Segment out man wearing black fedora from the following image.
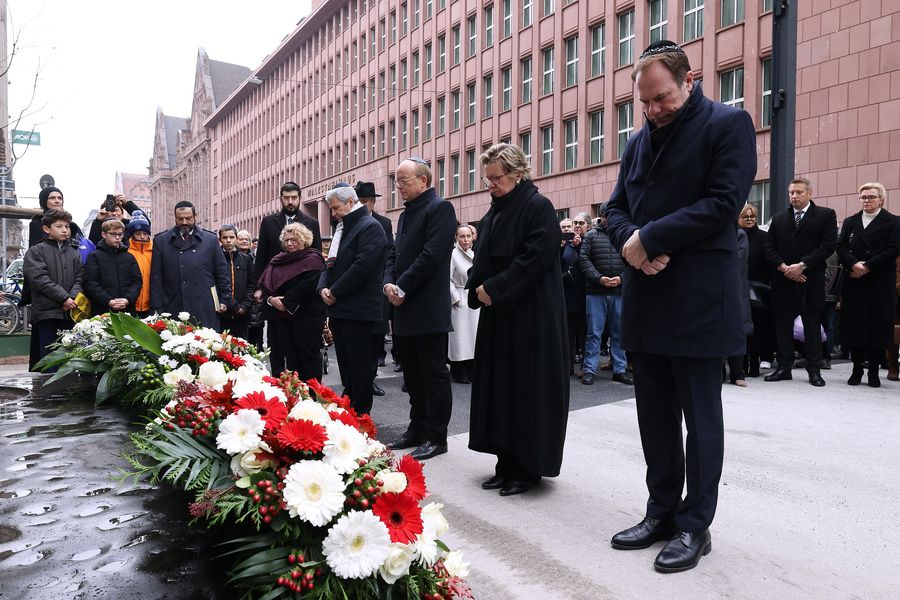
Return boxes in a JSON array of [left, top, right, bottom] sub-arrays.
[[356, 181, 394, 396]]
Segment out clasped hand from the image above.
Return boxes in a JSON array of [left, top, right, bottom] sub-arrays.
[[622, 230, 669, 275]]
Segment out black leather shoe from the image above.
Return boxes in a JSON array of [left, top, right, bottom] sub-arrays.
[[499, 480, 533, 496], [848, 365, 864, 386], [808, 370, 825, 387], [409, 441, 448, 461], [654, 530, 712, 573], [372, 383, 385, 396], [387, 433, 424, 450], [581, 373, 594, 385], [764, 368, 792, 382], [868, 369, 881, 388], [612, 372, 634, 385], [821, 359, 831, 370], [611, 517, 677, 550], [481, 474, 505, 490]]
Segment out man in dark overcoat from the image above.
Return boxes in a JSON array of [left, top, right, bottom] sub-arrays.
[[150, 201, 232, 330], [355, 180, 394, 394], [604, 41, 757, 573], [383, 158, 457, 461], [763, 178, 837, 386], [318, 184, 388, 415]]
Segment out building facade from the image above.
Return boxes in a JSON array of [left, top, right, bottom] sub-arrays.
[[189, 0, 897, 239], [115, 172, 152, 215], [148, 108, 188, 235]]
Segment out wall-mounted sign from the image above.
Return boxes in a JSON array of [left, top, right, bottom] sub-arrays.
[[12, 131, 41, 145]]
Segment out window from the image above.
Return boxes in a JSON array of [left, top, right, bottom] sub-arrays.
[[564, 118, 577, 169], [589, 110, 604, 164], [438, 34, 446, 72], [684, 0, 704, 42], [370, 26, 377, 57], [541, 125, 553, 174], [437, 159, 445, 196], [389, 119, 396, 152], [426, 0, 433, 19], [720, 66, 744, 108], [762, 0, 773, 12], [400, 114, 407, 150], [370, 128, 376, 159], [761, 58, 772, 128], [565, 36, 578, 87], [467, 149, 476, 190], [352, 41, 358, 70], [748, 180, 771, 223], [503, 0, 512, 38], [523, 0, 533, 27], [617, 101, 633, 159], [543, 0, 555, 16], [451, 154, 460, 195], [412, 51, 420, 86], [389, 64, 397, 98], [425, 42, 433, 79], [649, 0, 668, 43], [390, 10, 397, 44], [501, 66, 512, 110], [401, 2, 408, 35], [412, 109, 420, 144], [425, 103, 433, 139], [468, 15, 477, 57], [484, 6, 494, 48], [484, 74, 494, 117], [380, 124, 386, 156], [618, 10, 635, 66], [520, 131, 532, 163], [390, 175, 397, 208], [452, 89, 461, 129], [590, 23, 605, 77], [542, 47, 554, 95], [401, 58, 408, 91], [361, 33, 367, 63], [369, 76, 376, 109], [414, 0, 420, 27], [380, 18, 386, 50], [467, 83, 477, 124], [522, 56, 533, 102], [379, 70, 386, 104], [438, 96, 446, 133], [453, 25, 461, 65], [721, 0, 744, 27]]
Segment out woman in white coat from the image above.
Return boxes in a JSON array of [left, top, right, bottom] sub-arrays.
[[449, 224, 480, 383]]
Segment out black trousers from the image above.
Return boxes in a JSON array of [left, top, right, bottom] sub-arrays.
[[632, 353, 724, 533], [371, 334, 386, 379], [331, 318, 376, 415], [220, 315, 249, 341], [268, 316, 325, 381], [774, 304, 823, 369], [30, 318, 73, 371], [396, 332, 452, 444]]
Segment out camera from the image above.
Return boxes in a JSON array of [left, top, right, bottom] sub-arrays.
[[102, 194, 117, 212]]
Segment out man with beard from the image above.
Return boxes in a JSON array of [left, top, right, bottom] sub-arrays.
[[150, 201, 232, 330]]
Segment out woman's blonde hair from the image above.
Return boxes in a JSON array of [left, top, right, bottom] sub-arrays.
[[280, 222, 314, 249], [480, 143, 532, 180], [858, 182, 886, 201]]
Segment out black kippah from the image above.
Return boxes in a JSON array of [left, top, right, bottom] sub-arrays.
[[640, 40, 685, 59]]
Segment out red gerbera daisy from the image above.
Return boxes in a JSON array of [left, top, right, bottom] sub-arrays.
[[205, 380, 236, 410], [306, 378, 339, 401], [216, 349, 246, 368], [187, 353, 209, 365], [372, 492, 424, 544], [275, 419, 328, 453], [149, 320, 167, 332], [396, 454, 428, 500], [236, 391, 288, 430], [356, 413, 378, 439], [329, 410, 359, 430]]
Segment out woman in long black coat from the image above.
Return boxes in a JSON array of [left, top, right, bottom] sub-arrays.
[[467, 143, 569, 497], [740, 203, 775, 376], [836, 183, 900, 388]]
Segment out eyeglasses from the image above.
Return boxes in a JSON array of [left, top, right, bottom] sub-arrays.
[[481, 173, 507, 186], [741, 215, 757, 220], [395, 176, 420, 188], [859, 194, 879, 201], [105, 231, 124, 238], [572, 220, 587, 225]]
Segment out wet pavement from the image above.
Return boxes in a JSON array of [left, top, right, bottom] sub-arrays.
[[0, 374, 227, 600]]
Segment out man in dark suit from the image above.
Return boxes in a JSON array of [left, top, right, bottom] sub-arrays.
[[355, 181, 394, 395], [317, 184, 387, 415], [763, 178, 838, 386], [383, 158, 457, 461], [604, 41, 757, 573], [254, 182, 322, 286]]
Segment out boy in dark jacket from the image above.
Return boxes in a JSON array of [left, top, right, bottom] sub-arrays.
[[23, 210, 84, 369], [83, 219, 142, 316], [219, 225, 255, 340]]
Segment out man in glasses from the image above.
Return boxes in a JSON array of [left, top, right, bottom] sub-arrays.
[[83, 218, 142, 316], [383, 157, 458, 460]]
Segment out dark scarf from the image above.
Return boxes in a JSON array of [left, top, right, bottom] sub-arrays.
[[647, 82, 701, 155], [258, 247, 323, 296], [482, 178, 538, 258]]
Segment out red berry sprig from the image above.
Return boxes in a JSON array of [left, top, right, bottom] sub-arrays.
[[275, 557, 323, 594], [246, 478, 286, 524], [343, 461, 384, 510]]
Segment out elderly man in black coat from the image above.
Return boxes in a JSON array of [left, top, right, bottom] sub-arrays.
[[763, 178, 837, 386], [604, 41, 757, 574], [318, 184, 388, 415], [383, 158, 457, 461], [150, 201, 232, 330]]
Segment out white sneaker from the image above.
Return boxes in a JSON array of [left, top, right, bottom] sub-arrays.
[[759, 361, 772, 369]]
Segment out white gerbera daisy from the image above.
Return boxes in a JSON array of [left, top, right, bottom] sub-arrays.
[[323, 421, 369, 474], [216, 409, 265, 455], [323, 511, 391, 579], [287, 399, 331, 425], [282, 460, 346, 526]]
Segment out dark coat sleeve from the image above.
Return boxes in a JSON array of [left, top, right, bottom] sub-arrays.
[[801, 209, 838, 269], [24, 246, 69, 305], [325, 223, 388, 300], [255, 217, 275, 283], [282, 270, 323, 314], [123, 200, 148, 227], [212, 240, 233, 305], [82, 252, 112, 309], [579, 232, 601, 281], [395, 201, 458, 296], [149, 240, 165, 313], [762, 214, 786, 270], [239, 254, 256, 313], [88, 219, 103, 245]]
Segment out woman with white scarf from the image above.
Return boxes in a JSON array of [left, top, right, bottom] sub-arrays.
[[448, 224, 480, 383]]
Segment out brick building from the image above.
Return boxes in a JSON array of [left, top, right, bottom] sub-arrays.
[[115, 172, 152, 215]]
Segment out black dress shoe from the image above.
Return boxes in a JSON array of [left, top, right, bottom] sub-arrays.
[[611, 517, 677, 550], [372, 383, 385, 396], [387, 433, 424, 450], [764, 368, 792, 382], [612, 372, 634, 385], [499, 480, 533, 496], [868, 369, 881, 388], [848, 364, 864, 385], [409, 441, 448, 461], [481, 474, 506, 490], [808, 370, 826, 387], [654, 530, 712, 573]]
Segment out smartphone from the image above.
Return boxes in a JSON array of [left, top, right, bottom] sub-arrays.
[[103, 194, 117, 212], [561, 232, 576, 241]]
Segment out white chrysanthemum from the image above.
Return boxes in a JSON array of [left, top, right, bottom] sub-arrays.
[[287, 399, 331, 425], [323, 511, 392, 579], [61, 335, 74, 347], [323, 421, 369, 474], [197, 360, 228, 389], [216, 409, 265, 455], [442, 550, 470, 578], [282, 460, 346, 526], [178, 311, 191, 321], [379, 543, 414, 584], [162, 363, 194, 387], [375, 469, 407, 494]]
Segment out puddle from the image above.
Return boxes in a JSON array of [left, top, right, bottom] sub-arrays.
[[121, 530, 162, 548], [96, 558, 130, 573], [81, 486, 113, 497], [4, 548, 51, 566], [97, 512, 147, 531], [21, 503, 55, 516], [6, 462, 36, 472], [72, 546, 105, 561], [0, 488, 31, 499], [116, 486, 155, 497], [25, 516, 58, 526], [76, 504, 112, 517]]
